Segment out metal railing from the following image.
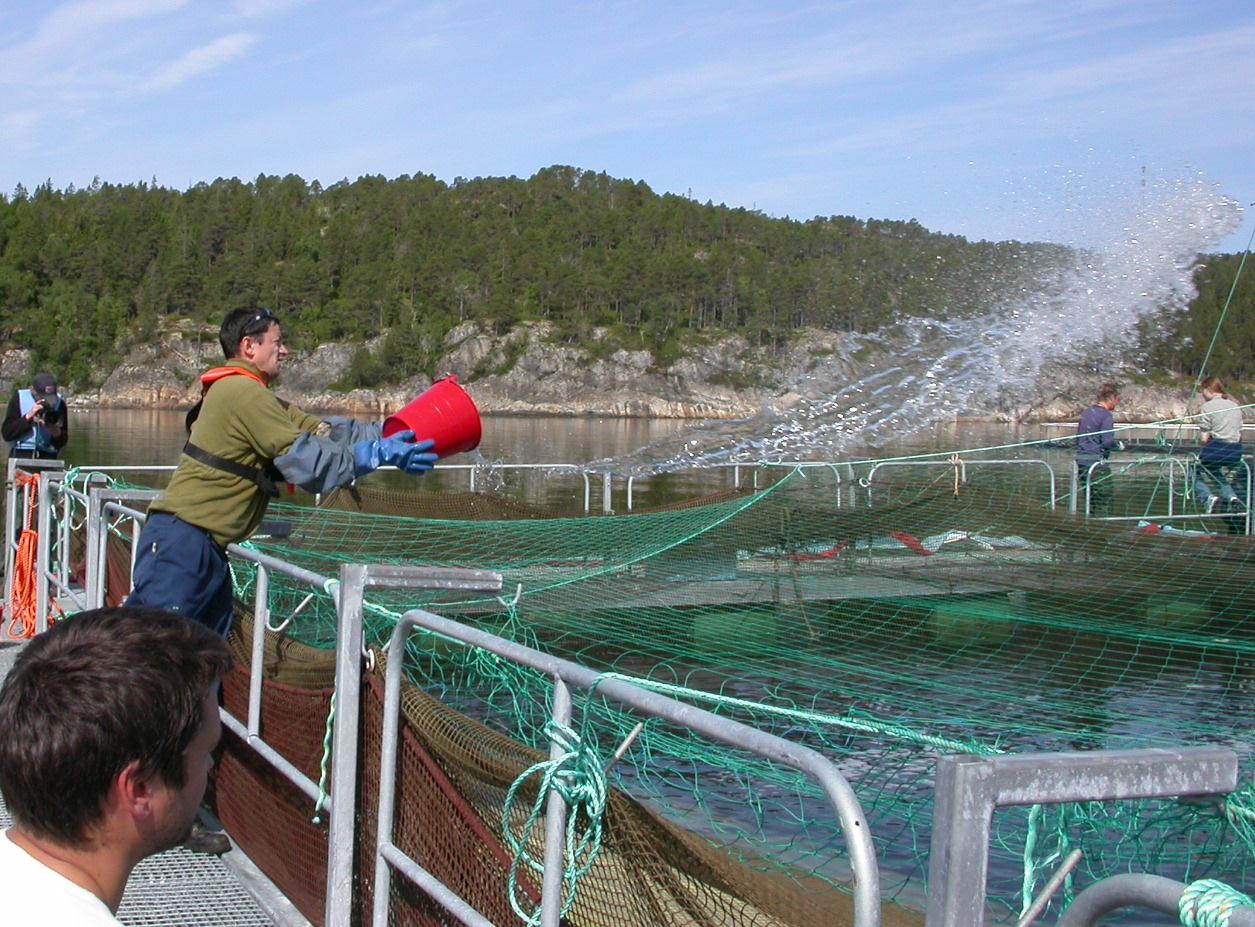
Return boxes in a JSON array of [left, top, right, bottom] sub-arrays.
[[1072, 455, 1252, 534], [624, 460, 850, 511], [1056, 873, 1255, 927], [866, 458, 1058, 510], [926, 748, 1240, 927], [437, 462, 594, 513], [367, 592, 882, 927], [54, 486, 503, 926]]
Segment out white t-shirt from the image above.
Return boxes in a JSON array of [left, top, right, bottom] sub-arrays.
[[1200, 395, 1244, 444], [0, 829, 121, 925]]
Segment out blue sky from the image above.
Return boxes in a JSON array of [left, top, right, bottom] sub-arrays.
[[1, 0, 1252, 252]]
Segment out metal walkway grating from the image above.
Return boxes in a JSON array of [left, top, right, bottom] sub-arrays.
[[0, 789, 276, 926]]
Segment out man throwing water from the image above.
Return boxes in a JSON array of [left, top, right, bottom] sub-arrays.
[[127, 308, 438, 635]]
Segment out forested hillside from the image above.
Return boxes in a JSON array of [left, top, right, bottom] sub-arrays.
[[0, 166, 1247, 388]]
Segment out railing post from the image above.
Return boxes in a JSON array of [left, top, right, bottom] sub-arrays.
[[58, 479, 73, 588], [35, 475, 52, 632], [3, 458, 17, 609], [540, 678, 573, 927], [324, 563, 367, 927], [248, 565, 270, 736], [601, 471, 613, 514], [1244, 458, 1253, 536], [85, 486, 104, 609], [925, 748, 1238, 927]]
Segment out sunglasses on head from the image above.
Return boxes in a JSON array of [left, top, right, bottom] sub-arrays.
[[242, 308, 277, 336]]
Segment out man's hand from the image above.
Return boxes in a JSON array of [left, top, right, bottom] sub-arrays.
[[352, 431, 438, 477]]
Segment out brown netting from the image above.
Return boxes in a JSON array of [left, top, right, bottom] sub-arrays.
[[217, 612, 336, 924], [356, 670, 535, 926]]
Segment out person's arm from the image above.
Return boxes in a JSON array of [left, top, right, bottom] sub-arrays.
[[272, 425, 372, 493], [0, 393, 32, 443], [1100, 409, 1118, 454], [1197, 407, 1214, 445], [274, 413, 383, 493], [274, 420, 436, 494], [47, 404, 68, 450]]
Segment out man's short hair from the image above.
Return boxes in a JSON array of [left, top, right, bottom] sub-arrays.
[[219, 308, 280, 358], [0, 608, 232, 845], [1096, 383, 1120, 403]]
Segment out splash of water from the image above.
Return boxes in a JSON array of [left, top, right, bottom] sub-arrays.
[[600, 175, 1241, 475]]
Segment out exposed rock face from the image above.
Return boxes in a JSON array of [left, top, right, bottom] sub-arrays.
[[61, 321, 1219, 424], [96, 332, 218, 408]]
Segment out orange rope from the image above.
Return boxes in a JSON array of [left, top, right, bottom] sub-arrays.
[[6, 471, 63, 639]]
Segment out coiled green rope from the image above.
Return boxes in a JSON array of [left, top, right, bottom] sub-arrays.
[[1180, 879, 1254, 927], [502, 719, 608, 926]]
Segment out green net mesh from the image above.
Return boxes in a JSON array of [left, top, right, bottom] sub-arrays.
[[87, 433, 1254, 922]]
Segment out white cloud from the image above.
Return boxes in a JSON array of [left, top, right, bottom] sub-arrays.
[[148, 32, 257, 91], [0, 0, 187, 85], [231, 0, 312, 19], [12, 0, 187, 58]]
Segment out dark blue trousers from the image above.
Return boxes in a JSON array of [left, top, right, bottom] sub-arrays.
[[128, 512, 235, 637]]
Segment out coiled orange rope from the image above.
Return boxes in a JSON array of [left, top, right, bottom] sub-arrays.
[[6, 471, 63, 639]]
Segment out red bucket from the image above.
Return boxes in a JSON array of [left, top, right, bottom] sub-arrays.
[[382, 376, 482, 459]]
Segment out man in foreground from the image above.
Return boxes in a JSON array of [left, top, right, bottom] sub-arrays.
[[127, 307, 438, 635], [0, 607, 232, 924]]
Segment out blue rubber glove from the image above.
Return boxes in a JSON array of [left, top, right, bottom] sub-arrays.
[[352, 430, 438, 477]]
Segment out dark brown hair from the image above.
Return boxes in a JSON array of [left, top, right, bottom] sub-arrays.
[[0, 607, 232, 845], [1096, 383, 1120, 403], [219, 307, 279, 358]]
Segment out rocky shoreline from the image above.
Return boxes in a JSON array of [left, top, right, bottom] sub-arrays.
[[0, 320, 1221, 425]]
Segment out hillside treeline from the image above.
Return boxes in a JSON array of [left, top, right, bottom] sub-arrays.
[[1136, 253, 1254, 383], [0, 166, 1246, 387]]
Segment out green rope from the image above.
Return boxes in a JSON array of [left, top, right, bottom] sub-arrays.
[[1180, 879, 1254, 927], [595, 671, 999, 756], [311, 691, 335, 824], [502, 719, 607, 926], [1190, 224, 1254, 403], [1021, 803, 1045, 915]]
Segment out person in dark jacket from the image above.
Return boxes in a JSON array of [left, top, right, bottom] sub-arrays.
[[2, 372, 68, 459], [1075, 383, 1121, 517]]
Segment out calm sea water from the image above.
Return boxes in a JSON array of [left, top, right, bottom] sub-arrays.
[[62, 408, 1051, 466], [57, 408, 1054, 510]]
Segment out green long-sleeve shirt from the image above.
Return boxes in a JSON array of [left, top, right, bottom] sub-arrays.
[[150, 360, 323, 547]]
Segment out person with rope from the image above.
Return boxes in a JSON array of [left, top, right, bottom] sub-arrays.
[[126, 307, 439, 636], [1075, 383, 1122, 518], [0, 606, 231, 925], [2, 371, 68, 460], [1193, 376, 1247, 519]]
